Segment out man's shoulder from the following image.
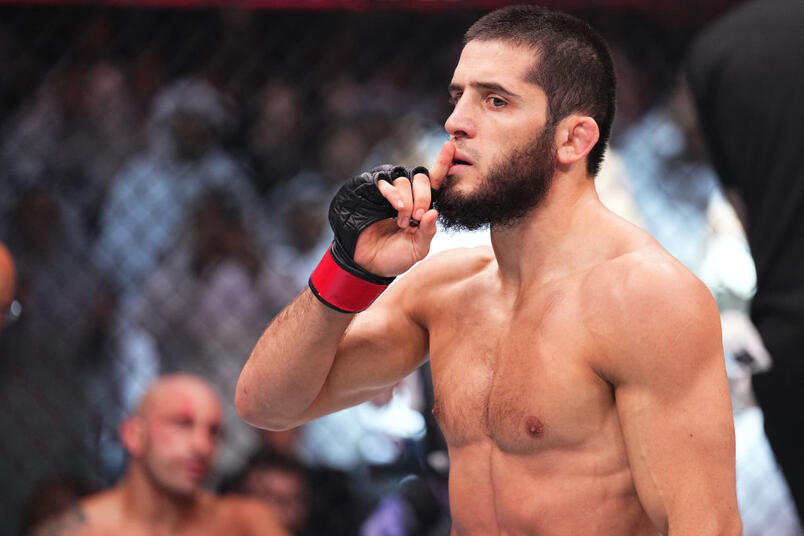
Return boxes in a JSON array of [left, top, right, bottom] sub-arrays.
[[583, 245, 722, 380], [581, 242, 719, 342], [586, 244, 708, 308], [406, 245, 495, 286], [371, 245, 495, 322]]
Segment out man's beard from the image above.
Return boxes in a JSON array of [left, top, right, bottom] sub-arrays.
[[435, 123, 557, 231]]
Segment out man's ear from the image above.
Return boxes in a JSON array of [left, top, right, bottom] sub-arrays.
[[555, 115, 600, 166], [120, 415, 146, 458]]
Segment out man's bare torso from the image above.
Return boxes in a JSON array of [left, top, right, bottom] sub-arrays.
[[417, 239, 662, 535]]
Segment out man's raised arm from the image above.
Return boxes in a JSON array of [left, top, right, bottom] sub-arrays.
[[236, 143, 454, 430]]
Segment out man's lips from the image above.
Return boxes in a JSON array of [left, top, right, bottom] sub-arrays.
[[448, 152, 473, 174], [184, 461, 209, 478], [452, 151, 473, 166]]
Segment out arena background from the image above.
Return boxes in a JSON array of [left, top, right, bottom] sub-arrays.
[[0, 1, 800, 534]]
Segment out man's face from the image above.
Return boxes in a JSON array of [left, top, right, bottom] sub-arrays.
[[245, 468, 308, 532], [132, 380, 223, 497], [172, 113, 214, 161], [438, 39, 557, 230]]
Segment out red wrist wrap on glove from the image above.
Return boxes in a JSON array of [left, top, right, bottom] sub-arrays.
[[309, 247, 390, 313]]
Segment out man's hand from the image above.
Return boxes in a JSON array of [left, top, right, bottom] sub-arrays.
[[355, 141, 454, 277], [308, 141, 454, 313]]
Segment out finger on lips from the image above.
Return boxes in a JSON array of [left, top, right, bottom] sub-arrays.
[[428, 141, 456, 189], [411, 173, 431, 222]]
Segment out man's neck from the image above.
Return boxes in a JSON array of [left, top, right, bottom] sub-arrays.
[[119, 466, 205, 529], [490, 167, 605, 290]]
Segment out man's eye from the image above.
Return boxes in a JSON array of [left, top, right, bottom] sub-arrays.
[[489, 97, 506, 108]]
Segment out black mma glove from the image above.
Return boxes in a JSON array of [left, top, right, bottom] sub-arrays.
[[309, 164, 431, 313]]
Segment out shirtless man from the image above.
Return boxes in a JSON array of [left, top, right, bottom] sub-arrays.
[[237, 6, 741, 535], [0, 242, 16, 329], [35, 374, 288, 536]]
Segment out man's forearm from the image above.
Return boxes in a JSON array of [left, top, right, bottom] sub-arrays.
[[235, 288, 354, 430]]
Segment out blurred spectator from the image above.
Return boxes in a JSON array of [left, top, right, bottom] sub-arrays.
[[118, 188, 293, 475], [268, 172, 332, 293], [237, 449, 311, 536], [228, 446, 368, 536], [317, 120, 373, 188], [0, 59, 141, 231], [0, 241, 16, 329], [687, 0, 804, 527], [1, 186, 114, 363], [266, 122, 374, 294], [32, 374, 289, 536], [246, 80, 305, 194], [0, 186, 118, 532], [92, 77, 264, 305]]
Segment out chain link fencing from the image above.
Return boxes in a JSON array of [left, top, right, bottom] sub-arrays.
[[0, 2, 801, 535]]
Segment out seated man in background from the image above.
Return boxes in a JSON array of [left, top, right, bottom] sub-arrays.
[[33, 374, 288, 536], [236, 449, 311, 536]]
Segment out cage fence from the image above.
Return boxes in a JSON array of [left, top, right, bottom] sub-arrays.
[[0, 2, 800, 535]]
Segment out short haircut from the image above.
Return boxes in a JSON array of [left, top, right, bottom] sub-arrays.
[[465, 5, 616, 176], [244, 447, 306, 476]]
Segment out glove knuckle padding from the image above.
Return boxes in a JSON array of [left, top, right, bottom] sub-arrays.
[[328, 165, 430, 283], [329, 166, 399, 259]]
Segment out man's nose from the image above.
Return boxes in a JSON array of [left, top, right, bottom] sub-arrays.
[[445, 97, 475, 139], [192, 428, 217, 457]]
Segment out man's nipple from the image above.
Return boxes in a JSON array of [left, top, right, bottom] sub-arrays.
[[525, 416, 545, 437]]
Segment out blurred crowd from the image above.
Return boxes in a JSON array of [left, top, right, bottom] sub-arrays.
[[0, 8, 475, 534], [0, 3, 800, 536]]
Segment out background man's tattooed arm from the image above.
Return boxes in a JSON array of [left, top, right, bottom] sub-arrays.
[[30, 505, 87, 536]]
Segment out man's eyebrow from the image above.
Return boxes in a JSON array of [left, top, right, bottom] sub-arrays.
[[448, 81, 521, 99]]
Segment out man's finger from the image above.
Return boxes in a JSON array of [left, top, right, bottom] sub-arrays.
[[428, 141, 456, 190], [377, 179, 406, 215], [392, 176, 413, 229], [411, 172, 432, 224], [413, 208, 439, 255]]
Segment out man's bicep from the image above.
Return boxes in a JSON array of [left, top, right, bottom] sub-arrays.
[[614, 349, 735, 533], [302, 277, 429, 419], [609, 275, 738, 534]]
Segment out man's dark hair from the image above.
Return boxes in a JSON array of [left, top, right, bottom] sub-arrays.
[[218, 447, 307, 494], [244, 447, 306, 476], [465, 5, 616, 176]]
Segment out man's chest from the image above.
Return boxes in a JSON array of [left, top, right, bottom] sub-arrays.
[[427, 286, 614, 453]]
